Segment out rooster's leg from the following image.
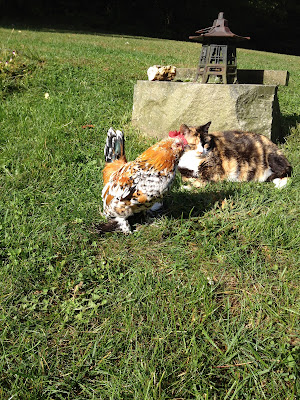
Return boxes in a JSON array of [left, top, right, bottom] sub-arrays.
[[150, 202, 163, 212], [146, 202, 164, 219], [115, 217, 132, 234]]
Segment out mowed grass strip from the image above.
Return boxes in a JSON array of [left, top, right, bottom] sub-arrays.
[[0, 28, 299, 399]]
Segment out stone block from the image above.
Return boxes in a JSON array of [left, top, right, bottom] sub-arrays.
[[237, 69, 289, 86], [175, 68, 289, 86], [175, 68, 197, 82], [131, 81, 282, 142]]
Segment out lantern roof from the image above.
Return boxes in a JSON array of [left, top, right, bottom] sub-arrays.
[[189, 12, 250, 43]]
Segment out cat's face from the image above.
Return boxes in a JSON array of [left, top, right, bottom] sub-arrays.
[[179, 122, 213, 156]]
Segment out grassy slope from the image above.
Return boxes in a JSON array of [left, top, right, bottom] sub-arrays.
[[0, 28, 299, 399]]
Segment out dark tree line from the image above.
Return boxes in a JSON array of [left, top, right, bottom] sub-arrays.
[[0, 0, 299, 55]]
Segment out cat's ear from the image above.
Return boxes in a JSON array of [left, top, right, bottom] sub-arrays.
[[179, 124, 190, 136], [196, 121, 211, 134]]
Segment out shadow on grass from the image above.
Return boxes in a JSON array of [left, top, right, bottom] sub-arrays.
[[281, 113, 300, 141], [164, 187, 237, 220], [122, 186, 237, 232]]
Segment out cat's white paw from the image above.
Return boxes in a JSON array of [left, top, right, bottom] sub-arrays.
[[273, 177, 289, 189]]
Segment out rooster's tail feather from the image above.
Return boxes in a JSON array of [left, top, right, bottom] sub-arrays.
[[104, 128, 125, 163]]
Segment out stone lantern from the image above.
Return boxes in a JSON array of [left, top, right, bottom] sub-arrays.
[[189, 12, 250, 83]]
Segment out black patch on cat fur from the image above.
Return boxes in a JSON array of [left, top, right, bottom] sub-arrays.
[[178, 167, 197, 178], [247, 168, 256, 181], [267, 153, 292, 180]]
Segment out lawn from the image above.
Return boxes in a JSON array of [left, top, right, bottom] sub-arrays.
[[0, 27, 299, 399]]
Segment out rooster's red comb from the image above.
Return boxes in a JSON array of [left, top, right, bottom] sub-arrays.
[[169, 130, 188, 145], [169, 130, 180, 138]]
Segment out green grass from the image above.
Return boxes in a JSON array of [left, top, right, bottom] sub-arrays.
[[0, 27, 299, 399]]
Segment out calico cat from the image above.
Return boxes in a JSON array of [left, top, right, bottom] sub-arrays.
[[178, 122, 292, 189]]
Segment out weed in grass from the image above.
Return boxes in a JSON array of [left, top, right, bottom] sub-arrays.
[[0, 47, 43, 100]]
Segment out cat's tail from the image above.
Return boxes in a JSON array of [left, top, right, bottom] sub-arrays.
[[268, 153, 292, 178], [268, 153, 292, 188], [285, 164, 292, 177]]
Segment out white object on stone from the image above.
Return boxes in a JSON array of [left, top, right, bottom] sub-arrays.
[[147, 65, 176, 81]]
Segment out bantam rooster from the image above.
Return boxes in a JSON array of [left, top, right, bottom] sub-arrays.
[[99, 127, 188, 233]]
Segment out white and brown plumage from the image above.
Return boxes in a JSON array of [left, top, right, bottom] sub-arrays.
[[99, 128, 188, 233]]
